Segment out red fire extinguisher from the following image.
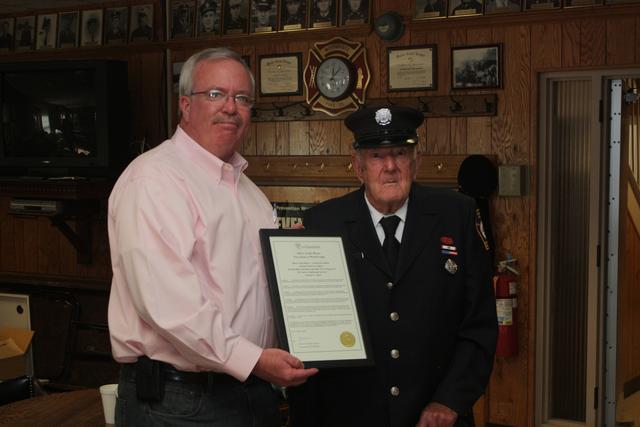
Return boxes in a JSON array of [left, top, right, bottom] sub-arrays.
[[494, 258, 518, 358]]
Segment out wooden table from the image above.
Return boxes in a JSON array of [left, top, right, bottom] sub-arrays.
[[0, 389, 107, 426]]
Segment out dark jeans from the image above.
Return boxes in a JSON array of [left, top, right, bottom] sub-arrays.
[[115, 368, 281, 427]]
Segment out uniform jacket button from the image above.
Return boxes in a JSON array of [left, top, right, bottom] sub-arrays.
[[389, 312, 399, 321], [390, 349, 399, 359], [390, 386, 400, 396]]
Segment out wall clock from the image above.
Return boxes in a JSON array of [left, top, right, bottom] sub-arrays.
[[303, 37, 370, 116]]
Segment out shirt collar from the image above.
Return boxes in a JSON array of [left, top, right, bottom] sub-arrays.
[[172, 125, 247, 186], [363, 192, 408, 225]]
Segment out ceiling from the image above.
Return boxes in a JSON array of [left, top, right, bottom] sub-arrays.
[[0, 0, 109, 14]]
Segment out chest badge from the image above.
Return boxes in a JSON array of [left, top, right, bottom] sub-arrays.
[[445, 258, 458, 275]]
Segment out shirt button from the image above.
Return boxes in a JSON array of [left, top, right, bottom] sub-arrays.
[[224, 164, 232, 170], [386, 282, 394, 290], [389, 312, 399, 321], [390, 349, 400, 359], [390, 386, 400, 396]]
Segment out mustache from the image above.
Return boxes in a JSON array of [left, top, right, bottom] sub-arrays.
[[212, 117, 242, 126]]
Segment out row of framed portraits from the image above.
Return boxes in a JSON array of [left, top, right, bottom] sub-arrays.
[[169, 0, 369, 38], [0, 5, 154, 52], [414, 0, 638, 19]]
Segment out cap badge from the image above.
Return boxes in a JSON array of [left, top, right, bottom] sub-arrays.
[[375, 108, 392, 126]]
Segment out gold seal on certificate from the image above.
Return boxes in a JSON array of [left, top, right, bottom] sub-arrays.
[[340, 331, 356, 347], [260, 229, 373, 369]]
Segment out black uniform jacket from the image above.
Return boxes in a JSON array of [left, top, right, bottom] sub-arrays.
[[288, 184, 497, 427]]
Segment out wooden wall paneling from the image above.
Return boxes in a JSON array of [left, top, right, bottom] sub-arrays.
[[286, 39, 310, 104], [450, 117, 467, 154], [424, 118, 450, 154], [417, 121, 428, 154], [21, 218, 38, 273], [241, 124, 258, 155], [36, 218, 60, 275], [561, 20, 581, 68], [339, 121, 353, 155], [466, 117, 492, 154], [580, 18, 606, 67], [637, 16, 640, 63], [308, 121, 342, 155], [256, 122, 281, 154], [139, 51, 168, 147], [365, 34, 383, 99], [58, 223, 79, 277], [0, 198, 16, 271], [618, 212, 640, 398], [531, 22, 562, 70], [290, 121, 311, 155], [276, 122, 290, 155], [261, 186, 353, 204], [606, 16, 636, 66]]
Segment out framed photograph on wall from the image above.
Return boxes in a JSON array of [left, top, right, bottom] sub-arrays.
[[57, 11, 78, 48], [524, 0, 559, 9], [15, 16, 35, 51], [130, 4, 154, 42], [387, 45, 437, 92], [413, 0, 447, 18], [280, 0, 307, 30], [485, 0, 521, 12], [170, 0, 196, 39], [310, 0, 337, 28], [224, 0, 249, 34], [448, 0, 483, 16], [36, 13, 57, 50], [340, 0, 370, 25], [80, 9, 103, 46], [250, 0, 277, 33], [104, 7, 128, 45], [0, 17, 14, 52], [197, 0, 221, 36], [451, 44, 501, 90], [259, 53, 302, 96]]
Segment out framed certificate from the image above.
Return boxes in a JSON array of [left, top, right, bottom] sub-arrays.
[[388, 45, 437, 92], [260, 229, 373, 368], [259, 53, 303, 96]]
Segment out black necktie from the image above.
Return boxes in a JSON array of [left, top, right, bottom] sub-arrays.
[[380, 215, 400, 273]]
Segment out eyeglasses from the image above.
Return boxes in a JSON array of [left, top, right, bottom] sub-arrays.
[[190, 89, 254, 108]]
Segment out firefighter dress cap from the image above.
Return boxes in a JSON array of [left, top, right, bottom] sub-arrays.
[[200, 1, 217, 13], [346, 105, 424, 149], [256, 0, 273, 10]]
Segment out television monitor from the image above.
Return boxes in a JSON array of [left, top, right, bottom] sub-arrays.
[[0, 60, 130, 178]]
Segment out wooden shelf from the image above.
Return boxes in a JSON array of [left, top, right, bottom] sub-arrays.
[[245, 154, 469, 187], [0, 178, 113, 200]]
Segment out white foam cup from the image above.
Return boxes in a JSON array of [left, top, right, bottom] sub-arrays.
[[99, 383, 118, 425]]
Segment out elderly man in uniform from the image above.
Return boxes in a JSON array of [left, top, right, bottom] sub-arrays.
[[288, 105, 497, 427]]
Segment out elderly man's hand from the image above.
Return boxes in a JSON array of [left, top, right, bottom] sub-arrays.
[[416, 402, 458, 427], [252, 348, 318, 387]]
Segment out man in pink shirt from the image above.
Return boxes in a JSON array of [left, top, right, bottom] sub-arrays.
[[108, 47, 317, 426]]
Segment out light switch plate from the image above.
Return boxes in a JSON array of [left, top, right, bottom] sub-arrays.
[[498, 165, 525, 196]]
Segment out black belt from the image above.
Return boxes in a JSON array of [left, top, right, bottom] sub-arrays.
[[122, 357, 255, 386]]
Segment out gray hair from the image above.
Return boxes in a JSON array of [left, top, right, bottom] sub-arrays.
[[178, 47, 255, 99]]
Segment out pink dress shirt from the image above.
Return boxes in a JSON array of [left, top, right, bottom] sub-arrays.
[[108, 126, 277, 381]]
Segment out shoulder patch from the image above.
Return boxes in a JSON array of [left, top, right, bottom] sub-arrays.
[[475, 208, 490, 251]]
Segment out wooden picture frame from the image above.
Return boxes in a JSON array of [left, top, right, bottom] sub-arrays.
[[485, 0, 521, 12], [130, 4, 154, 42], [250, 0, 277, 33], [197, 0, 221, 36], [223, 0, 250, 34], [104, 7, 129, 45], [80, 9, 103, 47], [451, 44, 501, 90], [0, 17, 15, 52], [280, 0, 307, 30], [15, 16, 35, 51], [564, 0, 602, 7], [388, 45, 437, 92], [524, 0, 560, 9], [170, 0, 196, 39], [259, 53, 303, 96], [340, 0, 370, 25], [36, 13, 57, 50], [57, 11, 79, 48], [413, 0, 447, 18], [310, 0, 337, 28], [448, 0, 483, 16]]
